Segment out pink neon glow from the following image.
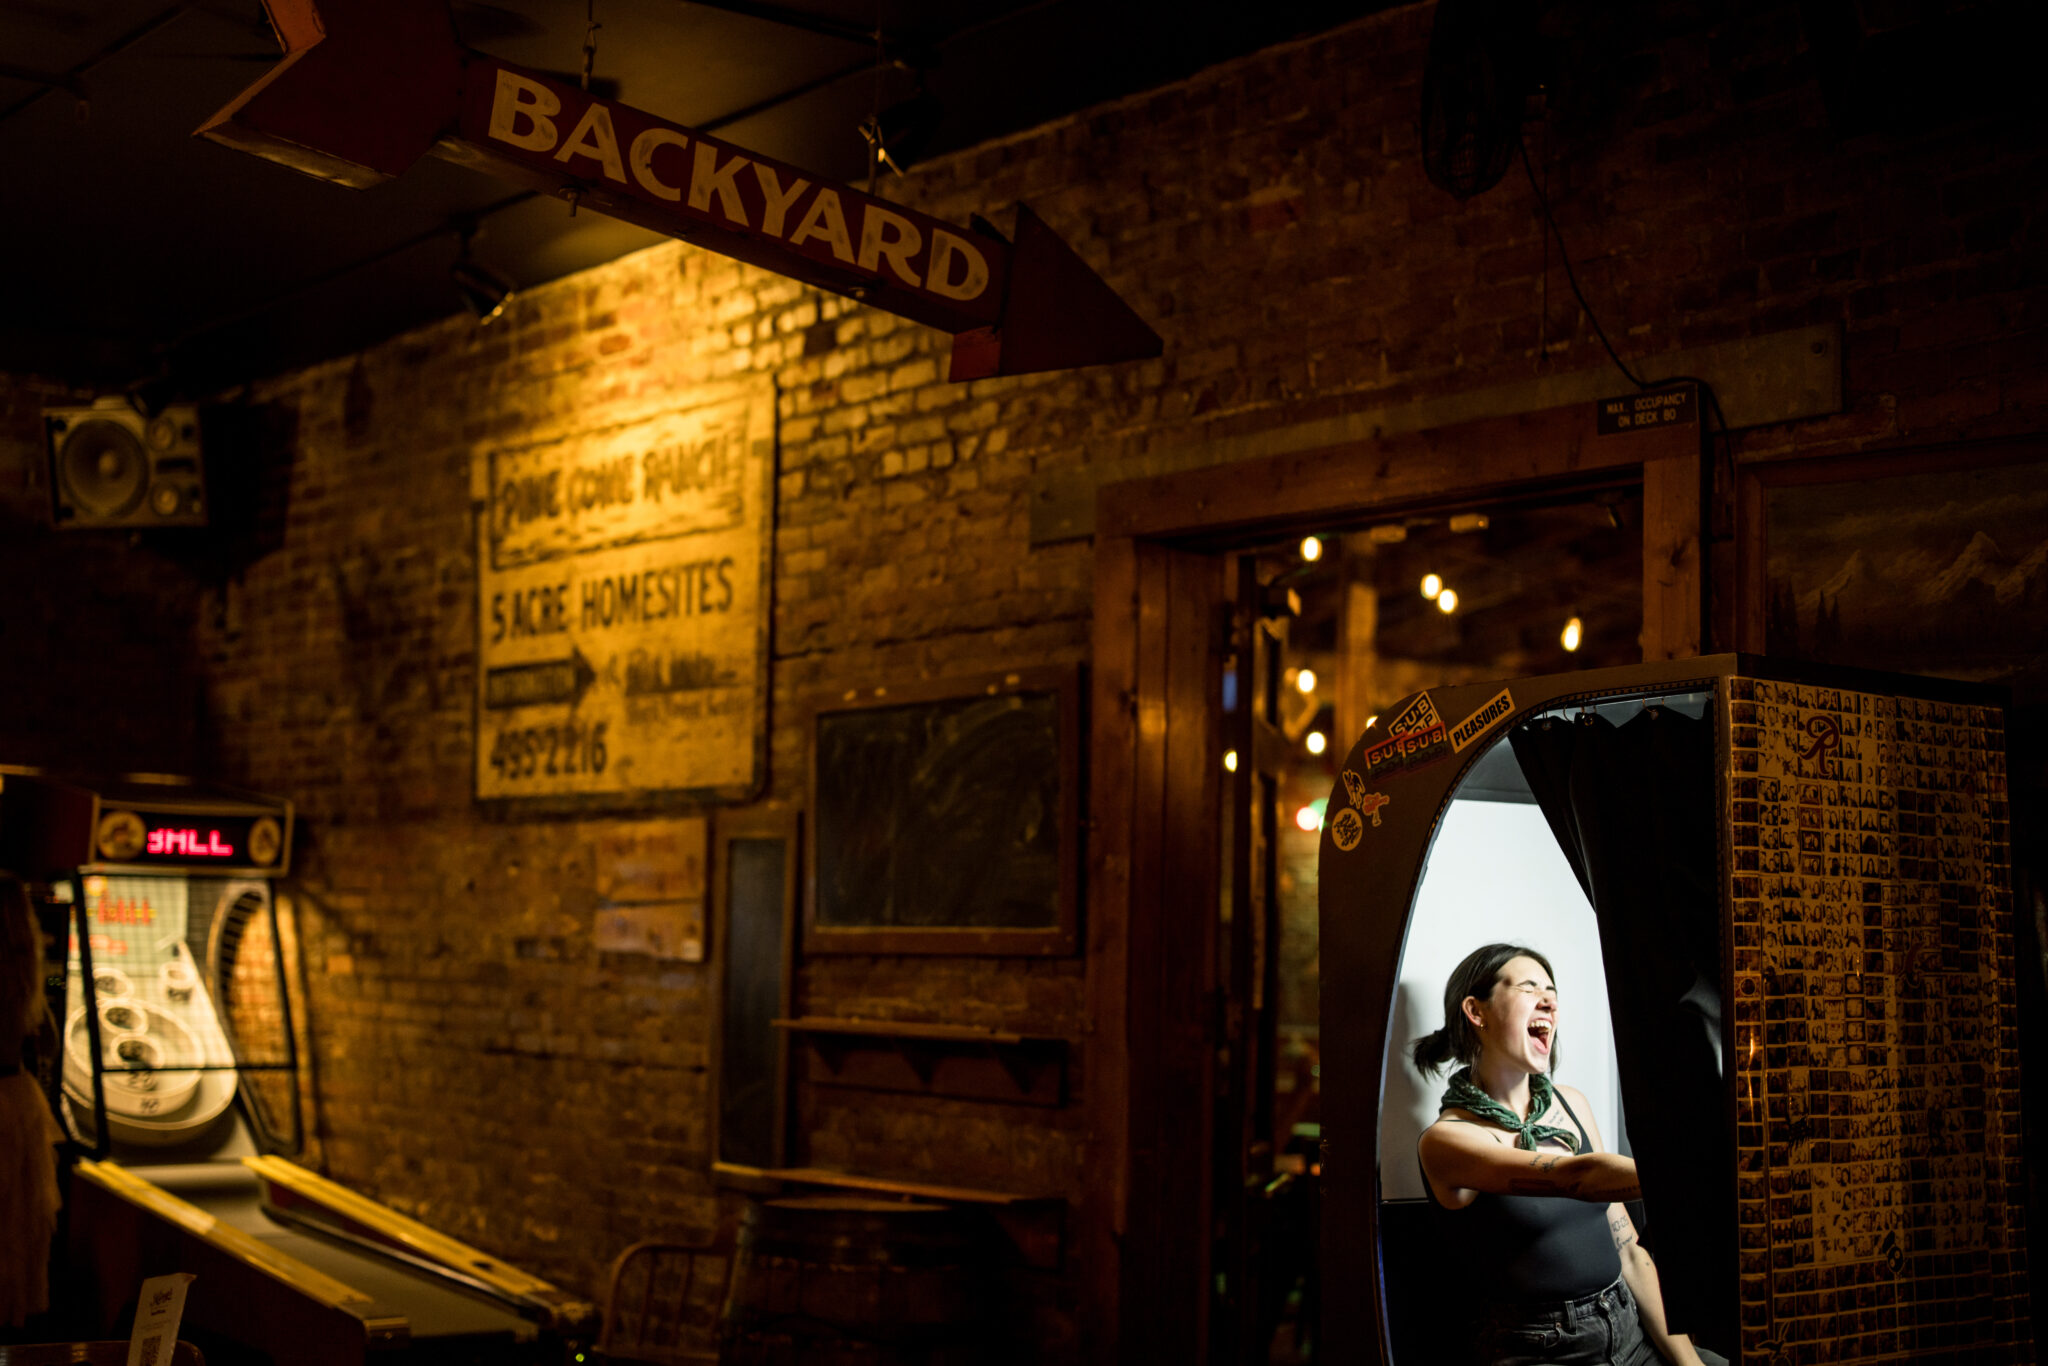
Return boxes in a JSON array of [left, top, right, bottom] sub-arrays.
[[144, 827, 236, 858]]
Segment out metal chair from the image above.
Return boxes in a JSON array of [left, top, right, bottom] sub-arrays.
[[594, 1237, 731, 1365]]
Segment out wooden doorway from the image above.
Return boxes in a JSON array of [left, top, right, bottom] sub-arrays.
[[1083, 398, 1706, 1366]]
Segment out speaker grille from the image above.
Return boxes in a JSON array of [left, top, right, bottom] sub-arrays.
[[58, 419, 150, 518], [44, 399, 207, 529]]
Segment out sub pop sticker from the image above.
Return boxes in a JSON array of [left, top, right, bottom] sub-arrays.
[[1386, 692, 1441, 737]]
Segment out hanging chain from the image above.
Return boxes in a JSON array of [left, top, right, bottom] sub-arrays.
[[567, 0, 601, 217]]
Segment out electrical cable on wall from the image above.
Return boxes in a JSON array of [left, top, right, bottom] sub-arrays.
[[1518, 134, 1741, 624]]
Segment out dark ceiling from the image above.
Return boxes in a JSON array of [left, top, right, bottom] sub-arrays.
[[0, 0, 1387, 396]]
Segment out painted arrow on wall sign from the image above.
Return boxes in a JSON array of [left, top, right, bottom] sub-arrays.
[[197, 0, 1162, 381]]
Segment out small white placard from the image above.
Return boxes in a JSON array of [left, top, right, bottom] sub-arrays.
[[128, 1272, 196, 1366]]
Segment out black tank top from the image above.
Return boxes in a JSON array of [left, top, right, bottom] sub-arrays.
[[1420, 1093, 1621, 1302]]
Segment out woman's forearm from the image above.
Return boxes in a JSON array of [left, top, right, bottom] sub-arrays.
[[1618, 1241, 1705, 1366], [1536, 1150, 1640, 1202]]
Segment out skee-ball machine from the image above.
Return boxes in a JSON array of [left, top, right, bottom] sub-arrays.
[[1316, 655, 2031, 1366], [0, 770, 591, 1365]]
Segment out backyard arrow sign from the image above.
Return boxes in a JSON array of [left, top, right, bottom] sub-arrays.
[[198, 0, 1162, 380]]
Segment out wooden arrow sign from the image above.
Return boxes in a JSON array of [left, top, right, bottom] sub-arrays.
[[198, 0, 1162, 381]]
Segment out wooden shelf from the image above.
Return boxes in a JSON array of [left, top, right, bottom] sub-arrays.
[[714, 1163, 1067, 1271], [771, 1016, 1067, 1046], [771, 1016, 1072, 1106], [752, 1165, 1058, 1208]]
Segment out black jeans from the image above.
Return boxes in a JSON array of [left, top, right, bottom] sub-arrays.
[[1470, 1278, 1659, 1366]]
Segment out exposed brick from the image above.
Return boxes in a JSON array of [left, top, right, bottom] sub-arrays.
[[2, 1, 2043, 1356]]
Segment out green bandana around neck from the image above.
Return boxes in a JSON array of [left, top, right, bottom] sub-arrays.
[[1439, 1066, 1581, 1152]]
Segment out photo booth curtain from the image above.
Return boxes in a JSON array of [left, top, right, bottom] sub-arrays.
[[1509, 703, 1734, 1346]]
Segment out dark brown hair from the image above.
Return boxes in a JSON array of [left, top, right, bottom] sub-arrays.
[[2, 874, 49, 1056], [1410, 942, 1556, 1077]]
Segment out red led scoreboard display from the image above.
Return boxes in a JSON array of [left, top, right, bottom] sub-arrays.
[[0, 773, 291, 880], [87, 795, 291, 877]]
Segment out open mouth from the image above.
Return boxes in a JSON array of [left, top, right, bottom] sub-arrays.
[[1527, 1020, 1553, 1053]]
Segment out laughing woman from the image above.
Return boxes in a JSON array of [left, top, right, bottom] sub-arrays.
[[1415, 943, 1708, 1366]]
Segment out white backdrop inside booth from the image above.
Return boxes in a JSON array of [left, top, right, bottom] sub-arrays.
[[1380, 798, 1623, 1200]]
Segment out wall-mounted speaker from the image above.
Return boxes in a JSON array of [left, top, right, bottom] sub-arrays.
[[45, 397, 207, 530]]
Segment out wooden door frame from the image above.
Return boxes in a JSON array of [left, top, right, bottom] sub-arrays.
[[1084, 398, 1705, 1364]]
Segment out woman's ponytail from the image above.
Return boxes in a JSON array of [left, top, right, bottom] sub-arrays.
[[1411, 1026, 1456, 1077]]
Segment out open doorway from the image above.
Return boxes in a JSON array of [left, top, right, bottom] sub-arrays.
[[1219, 490, 1648, 1364], [1088, 396, 1705, 1366]]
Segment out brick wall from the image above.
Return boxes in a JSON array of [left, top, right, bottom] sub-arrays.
[[4, 2, 2044, 1357]]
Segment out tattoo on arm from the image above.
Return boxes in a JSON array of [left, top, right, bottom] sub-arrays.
[[1505, 1153, 1564, 1195], [1609, 1213, 1636, 1252]]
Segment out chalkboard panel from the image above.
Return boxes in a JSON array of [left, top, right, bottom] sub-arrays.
[[713, 810, 796, 1171], [806, 667, 1079, 955]]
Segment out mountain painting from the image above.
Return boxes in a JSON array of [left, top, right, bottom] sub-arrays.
[[1764, 457, 2048, 704]]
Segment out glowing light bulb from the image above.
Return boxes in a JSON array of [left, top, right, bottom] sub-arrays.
[[1300, 535, 1323, 562], [1436, 588, 1459, 614], [1306, 731, 1327, 755], [1420, 573, 1442, 600], [1295, 668, 1317, 694], [1296, 801, 1325, 833], [1224, 749, 1239, 773], [1366, 714, 1379, 728], [1561, 616, 1583, 652]]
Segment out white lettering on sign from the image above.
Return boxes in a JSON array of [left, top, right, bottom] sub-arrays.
[[927, 229, 990, 301], [471, 62, 996, 318], [554, 102, 625, 182], [752, 163, 811, 237], [689, 142, 751, 225], [630, 128, 688, 200], [790, 188, 855, 262], [857, 205, 923, 287], [489, 69, 559, 151]]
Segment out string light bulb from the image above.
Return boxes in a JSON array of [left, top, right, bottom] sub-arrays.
[[1420, 573, 1442, 600], [1436, 588, 1459, 614], [1224, 749, 1239, 773], [1300, 535, 1323, 562], [1306, 731, 1327, 755], [1561, 616, 1583, 652], [1295, 668, 1317, 694]]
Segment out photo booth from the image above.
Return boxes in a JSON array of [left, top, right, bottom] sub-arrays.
[[1317, 655, 2029, 1366]]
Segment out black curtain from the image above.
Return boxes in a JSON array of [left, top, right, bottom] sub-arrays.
[[1510, 703, 1734, 1348]]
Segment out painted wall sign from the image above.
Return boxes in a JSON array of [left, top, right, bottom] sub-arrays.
[[594, 818, 708, 904], [1596, 384, 1696, 435], [474, 382, 773, 807], [198, 0, 1162, 382]]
